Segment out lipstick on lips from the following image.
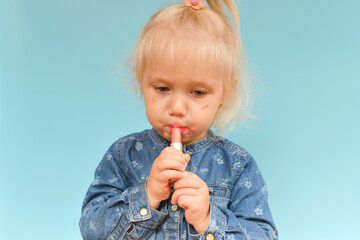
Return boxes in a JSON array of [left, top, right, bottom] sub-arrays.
[[170, 127, 182, 152]]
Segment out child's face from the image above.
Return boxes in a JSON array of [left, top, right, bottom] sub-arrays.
[[141, 56, 225, 145]]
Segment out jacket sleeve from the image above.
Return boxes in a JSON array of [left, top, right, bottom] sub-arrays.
[[79, 142, 168, 240], [188, 152, 278, 240]]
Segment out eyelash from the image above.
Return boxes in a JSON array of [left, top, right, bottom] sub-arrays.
[[192, 90, 206, 96], [155, 87, 170, 92], [154, 87, 207, 97]]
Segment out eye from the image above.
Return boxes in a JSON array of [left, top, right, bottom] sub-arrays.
[[156, 86, 170, 92], [192, 90, 206, 97]]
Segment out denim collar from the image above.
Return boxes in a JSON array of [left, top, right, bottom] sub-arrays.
[[149, 128, 222, 154]]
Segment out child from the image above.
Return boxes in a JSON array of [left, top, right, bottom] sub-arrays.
[[80, 0, 278, 239]]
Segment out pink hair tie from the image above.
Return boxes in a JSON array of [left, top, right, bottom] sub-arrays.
[[184, 0, 206, 9]]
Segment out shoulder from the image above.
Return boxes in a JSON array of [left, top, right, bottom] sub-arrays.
[[209, 132, 250, 158], [208, 133, 257, 173], [115, 129, 152, 143], [106, 129, 153, 154]]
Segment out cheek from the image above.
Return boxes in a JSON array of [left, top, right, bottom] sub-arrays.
[[201, 104, 209, 110], [144, 103, 158, 127], [144, 95, 163, 120]]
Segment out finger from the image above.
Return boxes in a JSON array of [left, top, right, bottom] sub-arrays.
[[171, 188, 198, 204], [158, 169, 183, 182], [173, 172, 202, 190], [177, 195, 194, 210], [162, 147, 189, 164], [156, 150, 188, 171], [162, 147, 186, 156], [184, 153, 191, 163], [156, 158, 187, 172]]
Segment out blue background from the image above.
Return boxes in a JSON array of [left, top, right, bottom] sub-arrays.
[[1, 0, 359, 239]]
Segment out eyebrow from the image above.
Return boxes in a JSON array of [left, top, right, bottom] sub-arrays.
[[145, 74, 217, 91], [146, 77, 170, 84]]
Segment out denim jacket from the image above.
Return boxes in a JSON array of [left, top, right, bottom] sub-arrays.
[[79, 129, 278, 240]]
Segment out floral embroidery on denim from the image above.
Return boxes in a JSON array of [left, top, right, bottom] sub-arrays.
[[96, 165, 102, 171], [89, 220, 97, 232], [135, 142, 143, 151], [254, 205, 263, 216], [216, 178, 228, 186], [240, 177, 252, 189], [92, 177, 100, 186], [233, 160, 242, 170], [131, 186, 139, 194], [188, 165, 197, 174], [262, 185, 268, 195], [244, 179, 252, 189], [131, 160, 143, 169], [213, 153, 224, 164], [96, 197, 105, 204], [199, 168, 210, 174], [108, 176, 118, 183]]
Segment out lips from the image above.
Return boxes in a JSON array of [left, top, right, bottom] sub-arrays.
[[167, 124, 194, 133]]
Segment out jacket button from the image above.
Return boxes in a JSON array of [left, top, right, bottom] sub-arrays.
[[139, 208, 148, 216], [206, 233, 214, 240], [171, 204, 178, 212]]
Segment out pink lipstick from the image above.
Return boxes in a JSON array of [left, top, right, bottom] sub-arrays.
[[168, 124, 195, 134], [169, 127, 183, 187], [170, 127, 182, 152]]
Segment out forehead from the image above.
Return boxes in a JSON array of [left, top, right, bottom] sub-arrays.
[[144, 53, 222, 87]]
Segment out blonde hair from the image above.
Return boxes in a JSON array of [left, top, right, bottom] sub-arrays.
[[132, 0, 252, 133]]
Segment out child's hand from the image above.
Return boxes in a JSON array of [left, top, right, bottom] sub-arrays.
[[171, 171, 210, 233], [146, 147, 188, 209]]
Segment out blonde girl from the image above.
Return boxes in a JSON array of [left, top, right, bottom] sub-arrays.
[[80, 1, 278, 239]]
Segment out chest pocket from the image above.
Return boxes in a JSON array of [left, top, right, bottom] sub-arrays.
[[208, 185, 229, 199], [208, 185, 229, 209]]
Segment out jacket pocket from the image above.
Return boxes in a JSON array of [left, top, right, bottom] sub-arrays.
[[208, 185, 228, 197], [208, 185, 229, 209]]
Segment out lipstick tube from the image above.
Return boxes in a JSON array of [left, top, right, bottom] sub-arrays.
[[169, 127, 182, 187], [170, 127, 183, 152]]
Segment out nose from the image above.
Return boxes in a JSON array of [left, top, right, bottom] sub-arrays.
[[168, 93, 187, 118]]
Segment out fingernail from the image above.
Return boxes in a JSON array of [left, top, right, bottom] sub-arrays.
[[184, 153, 191, 162]]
